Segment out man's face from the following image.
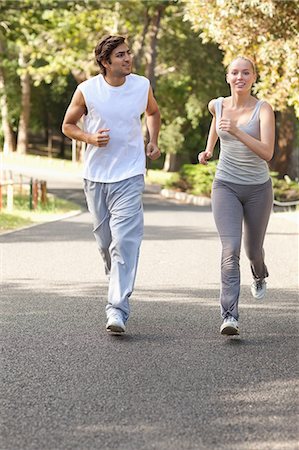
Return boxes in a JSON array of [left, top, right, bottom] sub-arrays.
[[105, 43, 132, 77]]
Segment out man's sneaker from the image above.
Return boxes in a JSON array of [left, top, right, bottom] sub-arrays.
[[251, 278, 266, 300], [106, 311, 125, 335], [220, 316, 239, 336]]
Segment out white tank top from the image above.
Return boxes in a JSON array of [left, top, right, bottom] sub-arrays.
[[215, 97, 270, 185], [78, 73, 150, 182]]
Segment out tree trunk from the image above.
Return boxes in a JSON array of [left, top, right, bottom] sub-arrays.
[[145, 4, 165, 91], [143, 5, 165, 149], [133, 9, 151, 73], [59, 134, 65, 159], [269, 108, 297, 178], [0, 38, 16, 153], [17, 52, 31, 154], [163, 152, 181, 172]]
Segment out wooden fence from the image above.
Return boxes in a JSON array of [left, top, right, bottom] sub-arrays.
[[0, 170, 47, 213]]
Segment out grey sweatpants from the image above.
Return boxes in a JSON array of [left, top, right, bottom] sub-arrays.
[[212, 178, 273, 320], [84, 175, 145, 322]]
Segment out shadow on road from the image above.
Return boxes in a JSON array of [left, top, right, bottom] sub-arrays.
[[2, 279, 298, 449], [1, 185, 298, 450], [0, 215, 218, 243]]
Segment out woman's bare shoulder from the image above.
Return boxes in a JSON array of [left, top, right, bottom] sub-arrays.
[[208, 99, 217, 115], [260, 100, 274, 112]]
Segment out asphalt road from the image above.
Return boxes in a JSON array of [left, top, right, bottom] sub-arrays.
[[1, 181, 298, 450]]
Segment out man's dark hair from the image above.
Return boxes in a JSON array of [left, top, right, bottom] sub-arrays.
[[95, 35, 126, 75]]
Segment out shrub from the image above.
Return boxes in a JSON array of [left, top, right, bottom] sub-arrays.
[[146, 165, 299, 203], [169, 162, 217, 196], [270, 172, 299, 202]]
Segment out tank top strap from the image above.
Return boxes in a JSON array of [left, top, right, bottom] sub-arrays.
[[250, 100, 265, 121], [214, 97, 224, 119]]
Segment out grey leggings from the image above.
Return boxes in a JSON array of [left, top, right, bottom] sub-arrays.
[[212, 178, 273, 320]]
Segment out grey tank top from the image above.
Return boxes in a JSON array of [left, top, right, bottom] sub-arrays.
[[214, 97, 269, 185]]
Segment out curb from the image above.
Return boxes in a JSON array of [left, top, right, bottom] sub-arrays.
[[160, 188, 212, 206], [145, 184, 212, 206]]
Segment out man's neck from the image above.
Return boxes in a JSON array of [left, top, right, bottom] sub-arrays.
[[104, 74, 127, 87]]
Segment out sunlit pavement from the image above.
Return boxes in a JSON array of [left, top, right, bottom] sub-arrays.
[[1, 171, 298, 450]]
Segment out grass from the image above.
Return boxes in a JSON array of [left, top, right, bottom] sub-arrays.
[[0, 213, 33, 231], [145, 169, 179, 188], [0, 191, 80, 233], [1, 153, 82, 233]]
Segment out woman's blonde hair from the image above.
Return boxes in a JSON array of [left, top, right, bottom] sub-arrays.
[[227, 56, 257, 74]]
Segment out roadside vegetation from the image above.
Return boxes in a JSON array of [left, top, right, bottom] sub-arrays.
[[146, 166, 299, 203], [0, 189, 80, 233]]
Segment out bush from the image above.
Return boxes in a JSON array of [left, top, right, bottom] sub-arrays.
[[148, 164, 299, 202], [168, 162, 217, 197], [145, 169, 180, 188], [270, 173, 299, 202]]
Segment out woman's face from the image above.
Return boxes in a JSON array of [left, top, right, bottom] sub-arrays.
[[226, 59, 256, 94]]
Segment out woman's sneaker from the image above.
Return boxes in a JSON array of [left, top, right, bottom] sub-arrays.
[[106, 311, 126, 335], [251, 278, 266, 299], [220, 316, 239, 335]]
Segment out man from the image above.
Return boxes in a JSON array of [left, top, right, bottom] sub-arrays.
[[62, 35, 161, 335]]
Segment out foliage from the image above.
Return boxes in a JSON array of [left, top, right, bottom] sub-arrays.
[[155, 5, 226, 161], [1, 0, 297, 178], [2, 189, 80, 212], [148, 165, 299, 202], [29, 75, 77, 134], [0, 0, 227, 164], [184, 0, 299, 116], [270, 172, 299, 202], [0, 189, 80, 231], [0, 212, 33, 231], [158, 117, 185, 156], [145, 169, 179, 187], [171, 162, 218, 196]]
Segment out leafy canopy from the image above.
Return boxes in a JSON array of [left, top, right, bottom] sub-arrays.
[[184, 0, 299, 116]]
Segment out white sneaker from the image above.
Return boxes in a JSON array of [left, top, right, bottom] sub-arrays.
[[251, 278, 267, 299], [106, 311, 125, 334], [220, 316, 239, 336]]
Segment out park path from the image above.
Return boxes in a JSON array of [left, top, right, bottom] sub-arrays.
[[1, 179, 298, 450]]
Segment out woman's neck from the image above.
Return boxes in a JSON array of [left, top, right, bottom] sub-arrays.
[[229, 93, 254, 108]]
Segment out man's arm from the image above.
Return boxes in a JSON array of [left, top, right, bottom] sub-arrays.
[[62, 89, 110, 147], [145, 86, 161, 160]]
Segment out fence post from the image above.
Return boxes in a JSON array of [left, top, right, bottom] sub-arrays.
[[40, 181, 47, 205], [29, 178, 33, 210], [6, 180, 14, 213], [33, 179, 38, 209]]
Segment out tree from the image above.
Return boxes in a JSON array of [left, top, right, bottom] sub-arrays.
[[0, 35, 16, 153], [0, 0, 227, 170], [0, 0, 123, 154], [154, 2, 226, 170], [185, 0, 299, 177]]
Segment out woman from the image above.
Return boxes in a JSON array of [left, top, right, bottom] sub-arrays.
[[198, 56, 275, 336]]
